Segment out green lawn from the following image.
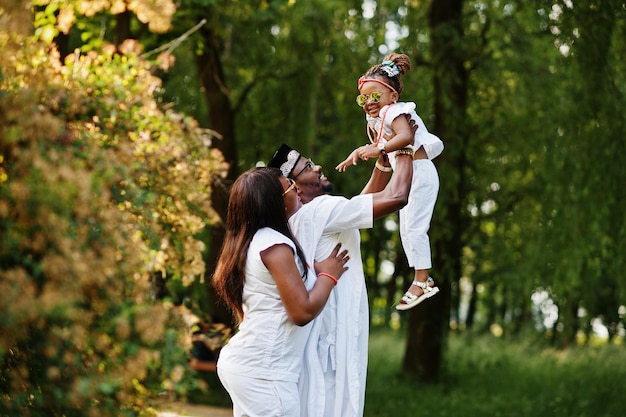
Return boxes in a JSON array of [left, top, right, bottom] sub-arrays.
[[192, 329, 625, 416], [365, 329, 626, 417]]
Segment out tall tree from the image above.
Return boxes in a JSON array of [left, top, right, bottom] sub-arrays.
[[172, 0, 376, 324], [396, 0, 468, 381]]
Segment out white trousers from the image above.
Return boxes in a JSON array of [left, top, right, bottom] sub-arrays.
[[217, 367, 300, 417], [399, 159, 439, 269]]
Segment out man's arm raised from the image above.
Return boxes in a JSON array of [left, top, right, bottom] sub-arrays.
[[360, 152, 392, 196], [370, 150, 413, 220], [360, 113, 416, 196]]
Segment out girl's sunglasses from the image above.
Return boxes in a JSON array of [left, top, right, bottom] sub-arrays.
[[356, 91, 386, 107]]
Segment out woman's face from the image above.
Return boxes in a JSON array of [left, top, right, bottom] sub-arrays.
[[357, 78, 398, 118], [281, 176, 302, 218]]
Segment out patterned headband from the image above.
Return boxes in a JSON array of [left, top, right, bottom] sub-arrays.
[[280, 150, 301, 178]]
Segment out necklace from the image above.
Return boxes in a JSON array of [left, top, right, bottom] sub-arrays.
[[366, 103, 395, 146]]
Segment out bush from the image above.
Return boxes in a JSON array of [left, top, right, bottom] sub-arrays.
[[0, 31, 226, 416]]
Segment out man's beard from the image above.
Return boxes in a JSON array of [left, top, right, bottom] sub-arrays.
[[299, 180, 334, 195]]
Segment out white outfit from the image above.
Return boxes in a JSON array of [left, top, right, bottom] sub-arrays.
[[217, 227, 314, 417], [289, 194, 373, 417], [367, 101, 443, 269]]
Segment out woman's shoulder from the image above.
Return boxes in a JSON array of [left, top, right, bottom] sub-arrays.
[[252, 227, 295, 251]]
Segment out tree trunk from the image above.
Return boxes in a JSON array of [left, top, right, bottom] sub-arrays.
[[513, 288, 532, 335], [195, 25, 238, 328], [558, 298, 580, 349], [114, 11, 132, 47], [465, 282, 477, 329], [401, 0, 468, 381]]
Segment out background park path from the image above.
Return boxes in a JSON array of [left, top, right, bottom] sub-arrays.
[[157, 401, 231, 417]]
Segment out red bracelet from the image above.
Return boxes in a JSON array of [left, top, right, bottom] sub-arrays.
[[317, 273, 338, 286]]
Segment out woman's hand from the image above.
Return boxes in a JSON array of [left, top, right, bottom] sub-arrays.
[[314, 243, 349, 283], [265, 242, 349, 326]]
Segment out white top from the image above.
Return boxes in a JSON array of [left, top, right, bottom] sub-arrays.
[[217, 227, 314, 383], [366, 101, 444, 169], [290, 194, 373, 417]]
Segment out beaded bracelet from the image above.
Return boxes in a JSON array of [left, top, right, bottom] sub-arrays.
[[375, 161, 392, 172], [395, 145, 415, 158], [317, 272, 338, 286]]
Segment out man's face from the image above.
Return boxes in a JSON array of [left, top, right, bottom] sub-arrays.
[[290, 156, 333, 204]]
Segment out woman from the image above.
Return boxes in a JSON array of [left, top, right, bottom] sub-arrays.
[[212, 167, 349, 417]]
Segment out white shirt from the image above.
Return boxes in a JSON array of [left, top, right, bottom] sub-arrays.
[[290, 194, 373, 417], [366, 101, 444, 168], [217, 227, 314, 383]]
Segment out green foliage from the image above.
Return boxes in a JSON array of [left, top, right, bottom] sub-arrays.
[[14, 0, 624, 396], [157, 0, 626, 348], [366, 330, 626, 417], [419, 1, 626, 342], [161, 0, 626, 350], [0, 20, 226, 417]]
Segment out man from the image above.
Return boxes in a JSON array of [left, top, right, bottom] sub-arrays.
[[268, 142, 415, 417]]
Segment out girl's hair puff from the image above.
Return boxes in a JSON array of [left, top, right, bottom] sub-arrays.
[[363, 52, 412, 95]]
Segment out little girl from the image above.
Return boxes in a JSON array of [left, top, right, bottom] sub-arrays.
[[336, 53, 444, 311]]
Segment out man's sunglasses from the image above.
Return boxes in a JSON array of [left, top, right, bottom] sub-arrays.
[[292, 158, 314, 179]]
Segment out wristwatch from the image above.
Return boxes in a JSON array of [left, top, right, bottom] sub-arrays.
[[377, 141, 388, 162]]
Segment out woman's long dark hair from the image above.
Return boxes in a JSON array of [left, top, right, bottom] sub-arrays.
[[212, 167, 307, 324]]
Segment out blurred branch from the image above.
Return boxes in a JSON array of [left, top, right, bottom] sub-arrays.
[[141, 18, 207, 59]]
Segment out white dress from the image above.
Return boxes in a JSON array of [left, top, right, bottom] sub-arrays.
[[217, 227, 314, 417]]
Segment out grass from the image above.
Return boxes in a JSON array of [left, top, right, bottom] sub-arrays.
[[189, 329, 625, 416], [365, 329, 626, 417]]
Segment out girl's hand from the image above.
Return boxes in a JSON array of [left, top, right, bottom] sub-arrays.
[[356, 144, 380, 161], [336, 150, 359, 172], [314, 243, 349, 282]]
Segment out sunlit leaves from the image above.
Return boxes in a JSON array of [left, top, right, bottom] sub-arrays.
[[128, 0, 176, 33], [32, 0, 177, 47], [0, 23, 222, 414]]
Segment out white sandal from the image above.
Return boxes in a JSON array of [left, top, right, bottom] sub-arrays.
[[395, 277, 439, 311]]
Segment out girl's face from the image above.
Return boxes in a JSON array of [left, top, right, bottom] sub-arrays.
[[357, 78, 398, 118], [281, 176, 302, 218]]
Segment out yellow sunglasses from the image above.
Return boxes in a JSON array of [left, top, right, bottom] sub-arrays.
[[282, 178, 298, 196], [356, 91, 389, 107]]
